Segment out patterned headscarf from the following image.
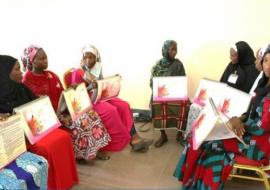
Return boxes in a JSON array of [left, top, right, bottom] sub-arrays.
[[150, 40, 185, 88], [161, 40, 177, 64], [81, 44, 102, 78], [21, 45, 41, 71]]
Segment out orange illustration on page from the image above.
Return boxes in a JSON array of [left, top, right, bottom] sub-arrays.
[[27, 114, 43, 136], [193, 114, 206, 130], [219, 99, 230, 115], [157, 85, 169, 97], [72, 98, 81, 114], [197, 89, 207, 102]]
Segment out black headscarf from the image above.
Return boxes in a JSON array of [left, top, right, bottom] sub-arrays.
[[0, 55, 36, 114], [248, 49, 270, 119], [220, 41, 259, 93]]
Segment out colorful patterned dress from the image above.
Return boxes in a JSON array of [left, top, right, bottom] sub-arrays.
[[0, 152, 48, 190], [174, 92, 270, 189], [23, 70, 111, 160]]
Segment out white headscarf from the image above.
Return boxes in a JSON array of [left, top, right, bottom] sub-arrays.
[[231, 44, 238, 52], [81, 45, 102, 78], [258, 44, 270, 59]]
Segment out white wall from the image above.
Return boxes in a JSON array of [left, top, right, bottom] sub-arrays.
[[1, 0, 270, 109]]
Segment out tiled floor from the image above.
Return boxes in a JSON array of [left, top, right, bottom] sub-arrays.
[[72, 123, 265, 190]]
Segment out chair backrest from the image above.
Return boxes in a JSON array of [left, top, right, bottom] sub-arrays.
[[63, 68, 84, 88], [63, 68, 75, 88]]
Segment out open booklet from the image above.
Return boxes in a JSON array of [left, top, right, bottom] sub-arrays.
[[14, 96, 61, 145], [57, 83, 92, 121], [193, 78, 227, 106], [90, 74, 122, 104], [152, 76, 188, 101], [192, 82, 252, 150], [0, 114, 27, 169]]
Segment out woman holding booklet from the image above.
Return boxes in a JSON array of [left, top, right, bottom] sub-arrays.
[[0, 55, 78, 190], [64, 44, 152, 153], [21, 45, 111, 161], [150, 40, 189, 148], [184, 41, 262, 142], [174, 48, 270, 189]]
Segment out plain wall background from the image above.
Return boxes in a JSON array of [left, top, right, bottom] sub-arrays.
[[1, 0, 269, 109]]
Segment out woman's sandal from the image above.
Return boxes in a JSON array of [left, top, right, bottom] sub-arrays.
[[131, 139, 153, 152], [76, 158, 88, 165], [96, 152, 110, 160]]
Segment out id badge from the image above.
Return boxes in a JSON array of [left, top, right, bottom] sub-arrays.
[[228, 73, 238, 84]]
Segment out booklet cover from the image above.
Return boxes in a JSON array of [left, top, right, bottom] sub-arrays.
[[193, 78, 227, 106], [0, 114, 27, 169], [57, 83, 92, 121], [153, 76, 188, 102], [14, 96, 61, 145]]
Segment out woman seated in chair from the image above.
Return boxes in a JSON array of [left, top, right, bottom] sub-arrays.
[[174, 48, 270, 190], [184, 41, 261, 141], [21, 45, 111, 161], [64, 44, 152, 153], [0, 55, 78, 190]]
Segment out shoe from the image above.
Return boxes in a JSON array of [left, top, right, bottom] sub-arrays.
[[176, 131, 183, 142], [133, 146, 149, 153], [76, 158, 88, 165], [96, 151, 110, 161], [131, 138, 153, 152], [154, 135, 168, 148]]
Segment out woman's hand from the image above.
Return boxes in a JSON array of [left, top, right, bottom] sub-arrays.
[[229, 116, 245, 137], [0, 113, 10, 121], [92, 81, 98, 89], [58, 114, 72, 126], [69, 84, 78, 90]]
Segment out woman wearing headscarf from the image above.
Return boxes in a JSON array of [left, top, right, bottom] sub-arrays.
[[0, 55, 78, 190], [0, 56, 48, 190], [150, 40, 189, 148], [249, 44, 270, 95], [64, 45, 152, 153], [174, 48, 270, 190], [220, 41, 260, 93], [21, 45, 111, 161]]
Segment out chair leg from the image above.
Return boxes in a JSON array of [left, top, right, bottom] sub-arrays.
[[256, 169, 270, 190], [262, 174, 270, 190]]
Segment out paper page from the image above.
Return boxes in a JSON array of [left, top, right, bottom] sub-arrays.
[[63, 83, 92, 120], [0, 114, 26, 169], [193, 78, 227, 106], [14, 96, 61, 144], [216, 85, 252, 120], [94, 75, 122, 103], [153, 76, 188, 101], [192, 99, 218, 150], [207, 98, 247, 146]]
